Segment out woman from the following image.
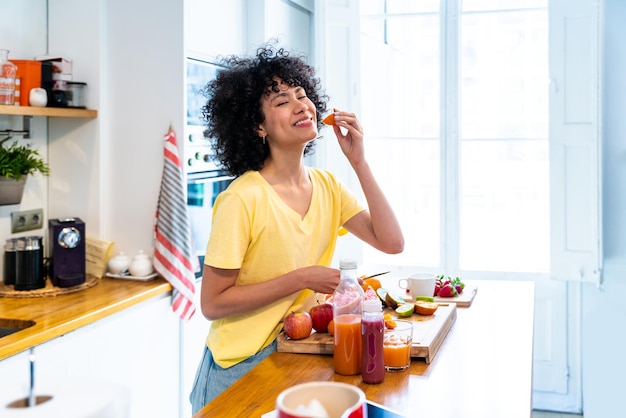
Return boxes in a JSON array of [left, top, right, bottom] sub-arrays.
[[190, 43, 404, 413]]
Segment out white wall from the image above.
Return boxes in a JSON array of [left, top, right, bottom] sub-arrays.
[[0, 0, 49, 268], [581, 0, 626, 417]]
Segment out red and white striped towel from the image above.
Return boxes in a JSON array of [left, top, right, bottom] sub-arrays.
[[154, 127, 198, 320]]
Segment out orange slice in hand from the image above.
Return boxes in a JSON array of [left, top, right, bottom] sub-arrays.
[[322, 113, 335, 125]]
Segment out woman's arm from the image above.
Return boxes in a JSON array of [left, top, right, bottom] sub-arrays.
[[200, 265, 340, 320], [331, 110, 404, 254]]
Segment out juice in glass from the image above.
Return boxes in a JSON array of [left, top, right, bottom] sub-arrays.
[[383, 320, 413, 371], [334, 314, 362, 375]]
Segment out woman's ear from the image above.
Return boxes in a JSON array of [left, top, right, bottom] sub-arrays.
[[256, 125, 267, 139]]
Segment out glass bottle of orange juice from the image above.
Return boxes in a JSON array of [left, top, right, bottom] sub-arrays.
[[333, 258, 364, 375]]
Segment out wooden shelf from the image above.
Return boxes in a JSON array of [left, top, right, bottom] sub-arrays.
[[0, 105, 97, 118]]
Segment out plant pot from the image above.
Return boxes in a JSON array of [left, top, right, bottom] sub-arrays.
[[0, 176, 26, 205]]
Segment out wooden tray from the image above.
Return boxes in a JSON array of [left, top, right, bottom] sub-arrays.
[[0, 274, 99, 298], [277, 303, 457, 364]]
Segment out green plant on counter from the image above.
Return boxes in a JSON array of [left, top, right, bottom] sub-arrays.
[[0, 139, 50, 180]]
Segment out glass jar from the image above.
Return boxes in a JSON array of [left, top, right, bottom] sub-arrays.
[[66, 81, 87, 108], [0, 49, 17, 105]]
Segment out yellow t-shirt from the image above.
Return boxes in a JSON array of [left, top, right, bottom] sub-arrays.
[[204, 168, 364, 368]]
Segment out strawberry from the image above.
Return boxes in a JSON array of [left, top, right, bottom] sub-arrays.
[[437, 283, 457, 298]]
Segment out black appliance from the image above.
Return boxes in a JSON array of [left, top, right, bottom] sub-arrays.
[[48, 218, 86, 287]]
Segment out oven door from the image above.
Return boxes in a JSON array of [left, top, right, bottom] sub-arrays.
[[187, 173, 233, 277]]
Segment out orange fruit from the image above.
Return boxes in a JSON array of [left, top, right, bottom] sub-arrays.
[[414, 301, 438, 315], [361, 278, 382, 292], [327, 319, 335, 336], [383, 313, 397, 329], [322, 113, 335, 125]]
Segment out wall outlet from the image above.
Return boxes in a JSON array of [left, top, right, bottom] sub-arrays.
[[11, 208, 44, 233]]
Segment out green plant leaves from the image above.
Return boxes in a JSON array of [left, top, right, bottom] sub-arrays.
[[0, 141, 50, 180]]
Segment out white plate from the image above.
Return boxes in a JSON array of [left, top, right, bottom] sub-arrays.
[[105, 272, 158, 282]]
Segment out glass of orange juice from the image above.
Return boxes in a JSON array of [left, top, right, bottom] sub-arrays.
[[383, 320, 413, 371]]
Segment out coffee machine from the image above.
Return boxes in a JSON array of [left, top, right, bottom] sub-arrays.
[[48, 218, 86, 287]]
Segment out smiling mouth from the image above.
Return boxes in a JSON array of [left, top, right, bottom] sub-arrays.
[[294, 117, 313, 127]]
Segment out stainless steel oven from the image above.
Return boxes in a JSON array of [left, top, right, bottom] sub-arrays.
[[185, 56, 233, 273]]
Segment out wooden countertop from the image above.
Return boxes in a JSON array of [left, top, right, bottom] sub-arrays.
[[0, 277, 172, 360], [194, 280, 535, 418]]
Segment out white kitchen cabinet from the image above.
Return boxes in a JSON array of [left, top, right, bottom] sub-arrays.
[[0, 295, 180, 417]]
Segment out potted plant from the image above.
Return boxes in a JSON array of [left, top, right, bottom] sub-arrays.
[[0, 138, 50, 205]]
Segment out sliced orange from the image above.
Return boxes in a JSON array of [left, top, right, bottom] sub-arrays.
[[322, 113, 335, 125], [414, 300, 439, 316], [361, 278, 382, 292], [383, 313, 397, 329]]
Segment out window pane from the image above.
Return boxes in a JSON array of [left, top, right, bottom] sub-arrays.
[[459, 140, 549, 272], [361, 0, 439, 15], [462, 0, 546, 12], [459, 3, 548, 272], [461, 9, 548, 139], [361, 14, 440, 139], [364, 139, 441, 267], [359, 1, 549, 275], [360, 11, 441, 267]]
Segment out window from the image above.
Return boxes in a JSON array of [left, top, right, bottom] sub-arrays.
[[360, 0, 549, 275]]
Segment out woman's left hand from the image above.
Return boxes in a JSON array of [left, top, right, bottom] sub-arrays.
[[330, 109, 365, 165]]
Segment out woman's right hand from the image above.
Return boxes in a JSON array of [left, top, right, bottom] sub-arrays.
[[299, 265, 341, 295], [201, 264, 340, 320]]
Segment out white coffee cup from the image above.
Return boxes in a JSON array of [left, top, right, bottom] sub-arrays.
[[398, 273, 437, 298]]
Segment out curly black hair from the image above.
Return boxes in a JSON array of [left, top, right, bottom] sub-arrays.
[[200, 42, 329, 177]]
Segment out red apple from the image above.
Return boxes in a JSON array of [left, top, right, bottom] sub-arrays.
[[283, 311, 313, 340], [309, 303, 334, 333]]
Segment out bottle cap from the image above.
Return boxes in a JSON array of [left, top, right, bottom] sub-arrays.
[[339, 258, 357, 269], [363, 299, 382, 312]]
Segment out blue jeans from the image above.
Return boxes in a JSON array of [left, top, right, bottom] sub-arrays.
[[189, 339, 277, 415]]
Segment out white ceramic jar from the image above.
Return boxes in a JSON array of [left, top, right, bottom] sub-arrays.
[[128, 250, 154, 277], [107, 252, 131, 275], [29, 87, 48, 107]]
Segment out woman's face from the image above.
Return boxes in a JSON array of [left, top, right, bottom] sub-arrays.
[[258, 79, 318, 146]]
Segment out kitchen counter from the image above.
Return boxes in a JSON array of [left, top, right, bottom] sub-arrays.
[[194, 280, 535, 418], [0, 277, 172, 360]]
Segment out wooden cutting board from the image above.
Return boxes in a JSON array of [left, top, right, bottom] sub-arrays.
[[415, 284, 478, 307], [376, 276, 478, 307], [277, 303, 457, 364], [396, 284, 478, 307]]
